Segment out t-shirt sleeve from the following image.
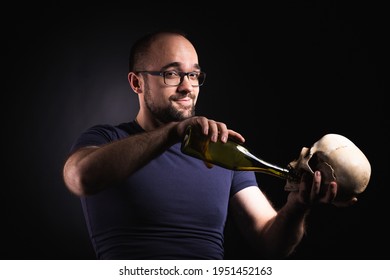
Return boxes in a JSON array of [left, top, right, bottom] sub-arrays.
[[69, 124, 120, 154], [230, 171, 258, 197]]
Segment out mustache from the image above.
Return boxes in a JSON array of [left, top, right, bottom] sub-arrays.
[[170, 93, 195, 101]]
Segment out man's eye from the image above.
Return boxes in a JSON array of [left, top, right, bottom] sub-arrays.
[[188, 72, 199, 79], [165, 71, 179, 78]]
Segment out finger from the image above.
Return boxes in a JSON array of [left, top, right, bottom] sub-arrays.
[[216, 122, 228, 143], [320, 181, 337, 203], [298, 173, 310, 203], [195, 116, 210, 135], [208, 120, 219, 142], [227, 129, 245, 143], [190, 116, 212, 136], [310, 171, 321, 202]]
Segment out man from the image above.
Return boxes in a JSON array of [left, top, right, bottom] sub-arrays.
[[63, 30, 356, 259]]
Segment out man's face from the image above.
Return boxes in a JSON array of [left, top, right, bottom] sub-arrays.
[[139, 34, 201, 124]]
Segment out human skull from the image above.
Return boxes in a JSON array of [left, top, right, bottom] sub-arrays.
[[284, 134, 371, 202]]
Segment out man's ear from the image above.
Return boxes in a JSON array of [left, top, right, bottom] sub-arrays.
[[128, 72, 142, 94]]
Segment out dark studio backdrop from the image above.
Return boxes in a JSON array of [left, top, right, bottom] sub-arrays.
[[4, 3, 387, 260]]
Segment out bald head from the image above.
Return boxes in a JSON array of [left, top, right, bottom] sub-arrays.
[[129, 30, 199, 73]]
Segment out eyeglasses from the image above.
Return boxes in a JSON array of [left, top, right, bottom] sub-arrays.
[[136, 70, 206, 87]]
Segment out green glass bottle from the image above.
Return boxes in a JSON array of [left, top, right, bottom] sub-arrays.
[[181, 125, 300, 182]]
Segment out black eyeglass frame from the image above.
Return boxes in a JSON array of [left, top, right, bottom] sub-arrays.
[[136, 70, 206, 87]]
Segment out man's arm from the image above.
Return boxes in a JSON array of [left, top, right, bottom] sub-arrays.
[[63, 116, 245, 196], [63, 122, 178, 196], [230, 171, 357, 258]]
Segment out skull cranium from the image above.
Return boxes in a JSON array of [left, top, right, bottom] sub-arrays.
[[285, 134, 371, 202]]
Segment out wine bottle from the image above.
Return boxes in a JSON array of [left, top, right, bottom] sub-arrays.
[[181, 125, 300, 183]]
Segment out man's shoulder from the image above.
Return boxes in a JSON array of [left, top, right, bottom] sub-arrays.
[[87, 121, 142, 137]]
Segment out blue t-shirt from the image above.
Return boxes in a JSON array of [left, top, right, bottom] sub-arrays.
[[70, 121, 258, 259]]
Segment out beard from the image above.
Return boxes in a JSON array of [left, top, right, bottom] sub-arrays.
[[144, 86, 196, 124]]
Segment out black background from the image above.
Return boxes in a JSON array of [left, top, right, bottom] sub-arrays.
[[4, 3, 388, 260]]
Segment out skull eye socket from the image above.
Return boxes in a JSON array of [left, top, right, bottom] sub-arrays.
[[308, 152, 319, 171]]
